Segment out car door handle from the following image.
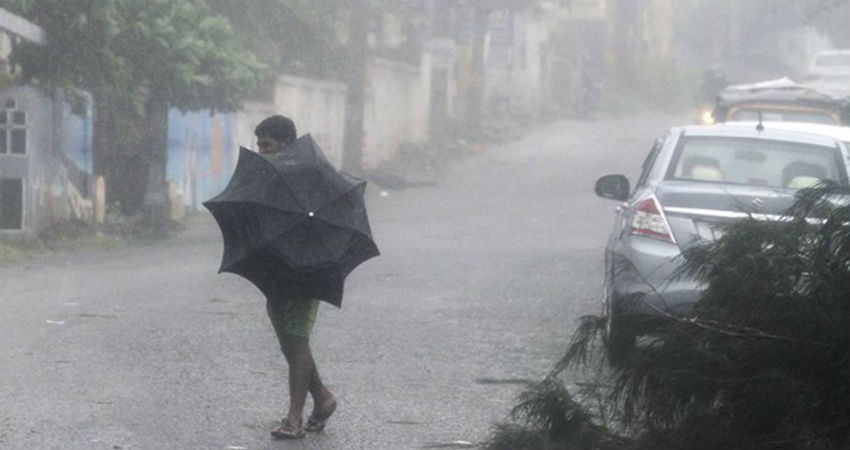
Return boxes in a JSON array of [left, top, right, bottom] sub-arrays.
[[615, 203, 627, 213]]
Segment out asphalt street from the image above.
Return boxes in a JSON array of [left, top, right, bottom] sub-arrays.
[[0, 113, 688, 450]]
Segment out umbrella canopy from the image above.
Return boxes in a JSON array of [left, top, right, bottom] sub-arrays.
[[203, 134, 379, 307]]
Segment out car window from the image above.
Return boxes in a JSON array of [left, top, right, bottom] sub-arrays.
[[667, 137, 847, 188], [729, 108, 837, 125], [635, 138, 663, 189]]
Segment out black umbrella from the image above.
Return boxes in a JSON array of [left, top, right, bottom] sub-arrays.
[[203, 134, 379, 307]]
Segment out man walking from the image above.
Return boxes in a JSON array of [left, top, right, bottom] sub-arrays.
[[254, 115, 338, 439]]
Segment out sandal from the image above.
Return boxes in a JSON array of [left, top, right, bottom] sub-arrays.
[[305, 400, 337, 432], [270, 418, 305, 439]]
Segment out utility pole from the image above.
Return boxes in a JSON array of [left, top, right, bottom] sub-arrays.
[[342, 0, 370, 176], [465, 3, 489, 139]]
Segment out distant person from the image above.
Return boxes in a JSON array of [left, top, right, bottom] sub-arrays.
[[254, 115, 338, 439], [698, 68, 728, 103]]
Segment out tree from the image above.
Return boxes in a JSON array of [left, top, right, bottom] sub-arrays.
[[209, 0, 422, 174], [206, 0, 374, 173], [488, 184, 850, 450], [8, 0, 263, 231], [209, 1, 549, 171], [205, 0, 346, 80]]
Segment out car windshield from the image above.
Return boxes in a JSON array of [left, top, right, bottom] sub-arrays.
[[669, 136, 846, 189], [729, 108, 837, 125]]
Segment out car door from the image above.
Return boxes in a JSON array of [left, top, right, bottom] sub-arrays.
[[610, 137, 664, 243], [604, 136, 665, 295]]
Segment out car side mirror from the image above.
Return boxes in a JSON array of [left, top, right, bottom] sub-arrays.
[[595, 174, 630, 201]]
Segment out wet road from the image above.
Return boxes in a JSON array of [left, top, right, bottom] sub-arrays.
[[0, 113, 688, 450]]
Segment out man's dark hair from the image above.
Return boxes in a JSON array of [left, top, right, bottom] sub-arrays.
[[255, 115, 297, 143]]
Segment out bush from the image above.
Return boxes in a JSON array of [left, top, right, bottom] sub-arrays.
[[0, 237, 43, 265], [488, 184, 850, 450]]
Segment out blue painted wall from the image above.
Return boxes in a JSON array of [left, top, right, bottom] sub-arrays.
[[167, 110, 236, 211]]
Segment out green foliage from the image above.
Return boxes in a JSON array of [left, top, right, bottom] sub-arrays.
[[605, 185, 850, 449], [488, 423, 560, 450], [206, 0, 345, 79], [510, 379, 619, 447], [7, 0, 264, 220], [9, 0, 263, 113], [7, 0, 124, 90], [0, 72, 17, 89], [206, 0, 436, 79], [0, 236, 43, 265], [491, 184, 850, 450], [37, 219, 125, 251], [487, 377, 627, 450]]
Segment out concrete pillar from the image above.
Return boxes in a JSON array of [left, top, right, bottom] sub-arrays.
[[94, 175, 106, 224]]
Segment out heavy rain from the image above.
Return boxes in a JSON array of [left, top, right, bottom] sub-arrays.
[[1, 1, 848, 449]]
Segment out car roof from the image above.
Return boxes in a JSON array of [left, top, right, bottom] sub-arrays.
[[717, 83, 844, 106], [717, 121, 850, 144], [676, 123, 843, 148]]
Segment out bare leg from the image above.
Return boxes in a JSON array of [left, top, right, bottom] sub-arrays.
[[281, 336, 334, 425], [309, 361, 335, 411]]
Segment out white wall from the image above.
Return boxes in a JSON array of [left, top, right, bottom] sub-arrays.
[[425, 37, 460, 120], [363, 58, 429, 169], [484, 8, 550, 116], [237, 65, 429, 172], [236, 75, 347, 168]]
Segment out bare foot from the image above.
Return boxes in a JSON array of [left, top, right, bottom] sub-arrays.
[[305, 397, 337, 432]]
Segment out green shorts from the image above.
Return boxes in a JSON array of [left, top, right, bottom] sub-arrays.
[[266, 298, 320, 341]]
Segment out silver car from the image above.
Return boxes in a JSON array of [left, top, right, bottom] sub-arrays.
[[808, 49, 850, 78], [594, 122, 850, 363]]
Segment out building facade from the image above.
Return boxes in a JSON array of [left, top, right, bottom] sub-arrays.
[[0, 86, 95, 235], [0, 8, 97, 236]]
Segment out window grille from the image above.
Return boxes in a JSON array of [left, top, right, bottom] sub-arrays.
[[0, 101, 26, 155]]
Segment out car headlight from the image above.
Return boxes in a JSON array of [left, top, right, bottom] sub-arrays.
[[699, 108, 715, 125]]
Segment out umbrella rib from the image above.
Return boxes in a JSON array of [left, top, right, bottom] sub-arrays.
[[208, 198, 304, 215], [248, 151, 310, 213], [313, 180, 365, 212], [312, 184, 374, 239], [221, 213, 374, 278], [219, 202, 309, 271], [223, 223, 306, 273], [312, 220, 348, 262], [311, 216, 374, 244], [235, 216, 322, 270], [271, 171, 310, 213]]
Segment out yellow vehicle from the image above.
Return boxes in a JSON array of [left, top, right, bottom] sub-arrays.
[[708, 78, 850, 126]]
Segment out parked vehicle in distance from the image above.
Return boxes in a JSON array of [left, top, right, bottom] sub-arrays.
[[693, 68, 728, 125], [709, 77, 850, 126], [808, 49, 850, 78], [594, 123, 850, 364], [722, 120, 850, 148]]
